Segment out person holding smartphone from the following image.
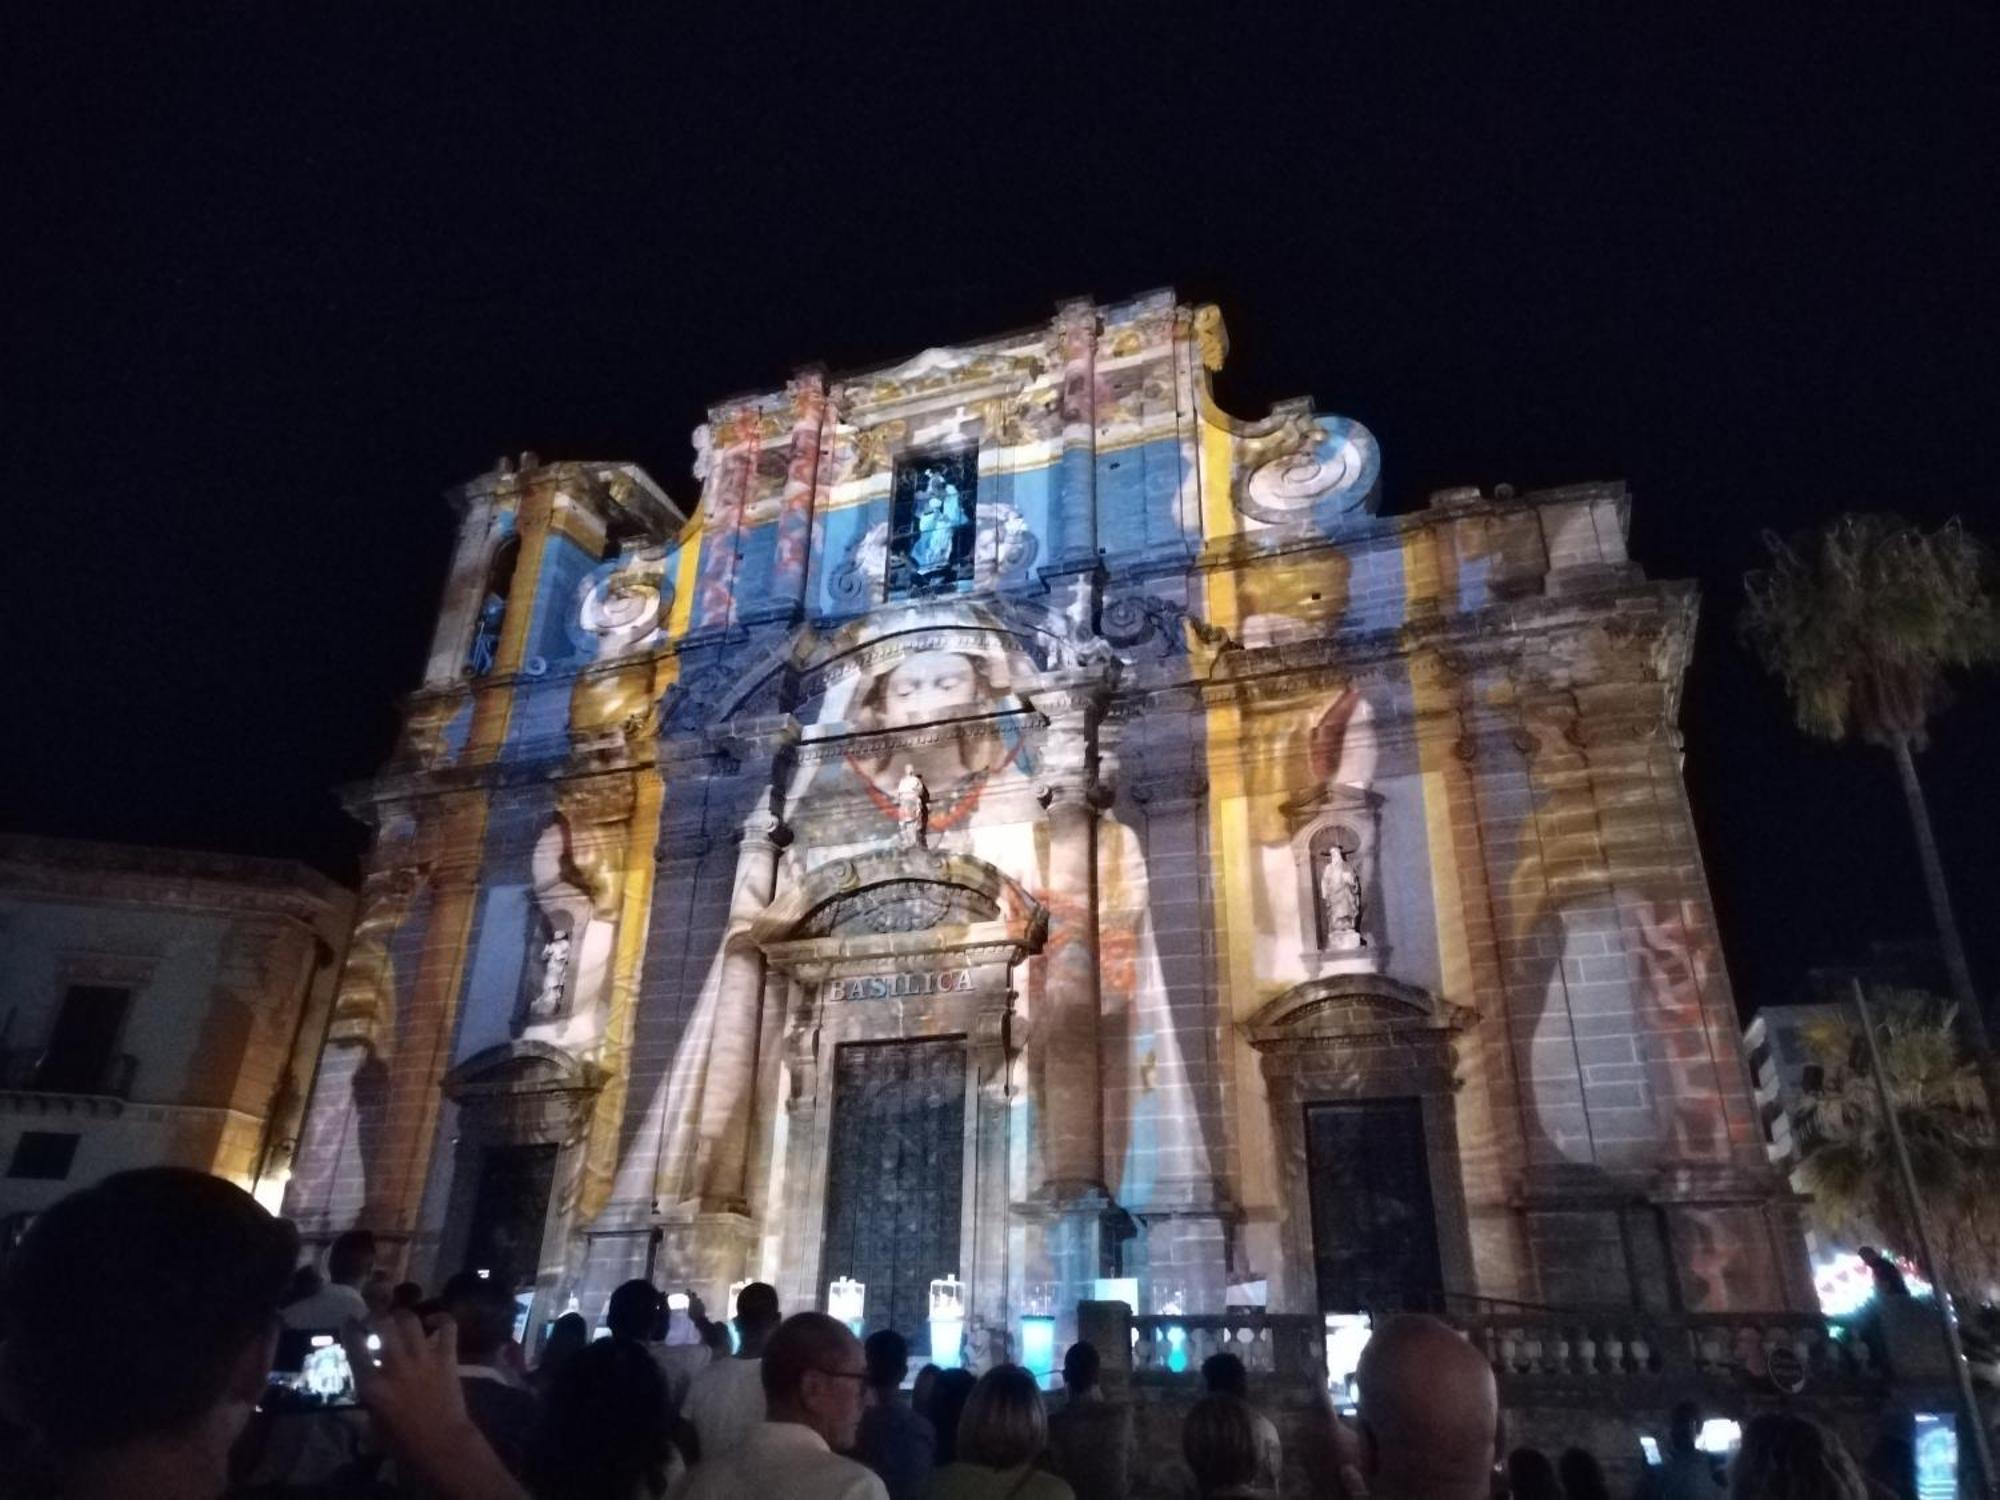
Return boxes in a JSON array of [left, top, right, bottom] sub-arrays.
[[655, 1289, 714, 1412], [1641, 1402, 1726, 1498]]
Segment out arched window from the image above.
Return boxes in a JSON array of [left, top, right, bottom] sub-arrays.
[[466, 536, 519, 677]]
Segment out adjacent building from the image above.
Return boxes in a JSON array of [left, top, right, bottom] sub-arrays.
[[285, 291, 1810, 1356], [0, 836, 351, 1235]]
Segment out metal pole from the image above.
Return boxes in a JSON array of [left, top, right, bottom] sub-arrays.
[[1851, 979, 1996, 1497]]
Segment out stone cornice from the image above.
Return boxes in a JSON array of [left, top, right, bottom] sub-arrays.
[[0, 837, 350, 930], [351, 581, 1694, 814]]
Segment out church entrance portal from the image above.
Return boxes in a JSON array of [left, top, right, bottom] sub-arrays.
[[464, 1141, 559, 1290], [821, 1037, 967, 1357], [1305, 1098, 1443, 1314]]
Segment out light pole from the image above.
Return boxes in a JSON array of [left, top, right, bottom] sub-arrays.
[[1850, 979, 1996, 1497]]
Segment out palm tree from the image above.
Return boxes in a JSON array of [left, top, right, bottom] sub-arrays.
[[1794, 993, 2000, 1298], [1742, 514, 2000, 1106]]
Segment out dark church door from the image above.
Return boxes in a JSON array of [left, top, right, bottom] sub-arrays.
[[1305, 1099, 1444, 1314], [821, 1038, 966, 1355], [463, 1142, 558, 1290]]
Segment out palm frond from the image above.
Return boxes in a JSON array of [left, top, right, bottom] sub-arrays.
[[1740, 514, 2000, 744], [1791, 991, 2000, 1291]]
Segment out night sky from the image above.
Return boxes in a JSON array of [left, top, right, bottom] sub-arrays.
[[6, 5, 1997, 1017]]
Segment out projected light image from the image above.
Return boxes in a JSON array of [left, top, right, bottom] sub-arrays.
[[1812, 1250, 1931, 1317]]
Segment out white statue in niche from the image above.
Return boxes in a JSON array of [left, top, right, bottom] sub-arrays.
[[1319, 840, 1364, 950], [531, 929, 571, 1020], [896, 764, 929, 850]]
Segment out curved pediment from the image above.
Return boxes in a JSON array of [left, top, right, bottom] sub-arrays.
[[1246, 974, 1471, 1049], [442, 1039, 606, 1099], [752, 847, 1047, 976]]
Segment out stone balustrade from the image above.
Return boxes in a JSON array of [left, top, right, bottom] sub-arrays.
[[1128, 1312, 1327, 1384], [1459, 1310, 1879, 1389], [1112, 1305, 1881, 1397]]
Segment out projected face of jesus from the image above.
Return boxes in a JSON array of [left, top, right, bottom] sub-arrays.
[[876, 650, 983, 728]]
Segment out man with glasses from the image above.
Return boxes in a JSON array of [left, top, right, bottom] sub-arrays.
[[675, 1311, 888, 1499]]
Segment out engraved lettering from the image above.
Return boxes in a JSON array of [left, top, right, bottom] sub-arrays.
[[823, 967, 975, 1003]]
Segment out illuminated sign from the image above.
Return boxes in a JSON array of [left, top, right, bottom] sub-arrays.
[[825, 968, 973, 1001]]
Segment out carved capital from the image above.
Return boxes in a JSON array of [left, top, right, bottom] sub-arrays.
[[328, 864, 427, 1049], [736, 811, 790, 852], [1037, 779, 1098, 814], [729, 785, 790, 853]]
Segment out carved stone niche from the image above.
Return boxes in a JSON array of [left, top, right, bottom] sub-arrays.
[[517, 814, 607, 1044], [1282, 782, 1384, 977]]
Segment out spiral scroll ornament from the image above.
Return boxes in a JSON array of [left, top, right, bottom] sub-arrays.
[[829, 522, 889, 608], [575, 552, 669, 655], [1238, 417, 1381, 525]]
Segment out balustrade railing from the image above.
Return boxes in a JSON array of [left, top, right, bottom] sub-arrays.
[[1117, 1305, 1878, 1394], [1129, 1313, 1325, 1383], [1453, 1310, 1877, 1387], [0, 1046, 138, 1100]]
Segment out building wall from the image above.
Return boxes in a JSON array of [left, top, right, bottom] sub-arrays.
[[286, 292, 1809, 1342], [0, 838, 350, 1224]]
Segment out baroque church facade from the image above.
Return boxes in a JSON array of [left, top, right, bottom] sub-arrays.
[[285, 291, 1810, 1355]]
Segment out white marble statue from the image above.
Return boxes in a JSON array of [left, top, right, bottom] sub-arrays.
[[1319, 842, 1364, 948], [896, 764, 928, 850], [533, 930, 572, 1017]]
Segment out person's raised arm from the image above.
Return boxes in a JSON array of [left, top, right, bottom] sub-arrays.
[[1299, 1390, 1369, 1500], [342, 1310, 530, 1500]]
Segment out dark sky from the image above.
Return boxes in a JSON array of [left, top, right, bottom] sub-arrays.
[[6, 5, 1997, 1015]]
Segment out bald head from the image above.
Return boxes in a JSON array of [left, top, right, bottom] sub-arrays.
[[1356, 1315, 1499, 1500]]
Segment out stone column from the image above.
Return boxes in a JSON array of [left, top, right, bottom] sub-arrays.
[[1041, 781, 1103, 1192], [751, 372, 825, 623], [1033, 677, 1118, 1329], [1123, 770, 1232, 1316], [421, 486, 499, 688], [688, 411, 760, 636], [1051, 300, 1099, 573], [362, 808, 486, 1265], [693, 785, 786, 1210]]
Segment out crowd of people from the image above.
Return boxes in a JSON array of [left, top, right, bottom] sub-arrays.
[[0, 1168, 1943, 1499]]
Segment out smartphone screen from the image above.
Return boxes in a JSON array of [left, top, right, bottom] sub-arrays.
[[667, 1292, 690, 1311], [1696, 1419, 1741, 1456], [1914, 1413, 1957, 1500], [299, 1340, 357, 1403], [1639, 1436, 1662, 1467], [265, 1331, 360, 1410]]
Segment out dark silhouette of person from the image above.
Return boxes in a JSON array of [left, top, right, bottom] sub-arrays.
[[0, 1167, 297, 1500], [855, 1329, 935, 1500]]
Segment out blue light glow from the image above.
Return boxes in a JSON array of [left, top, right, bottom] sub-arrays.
[[1020, 1315, 1056, 1379]]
